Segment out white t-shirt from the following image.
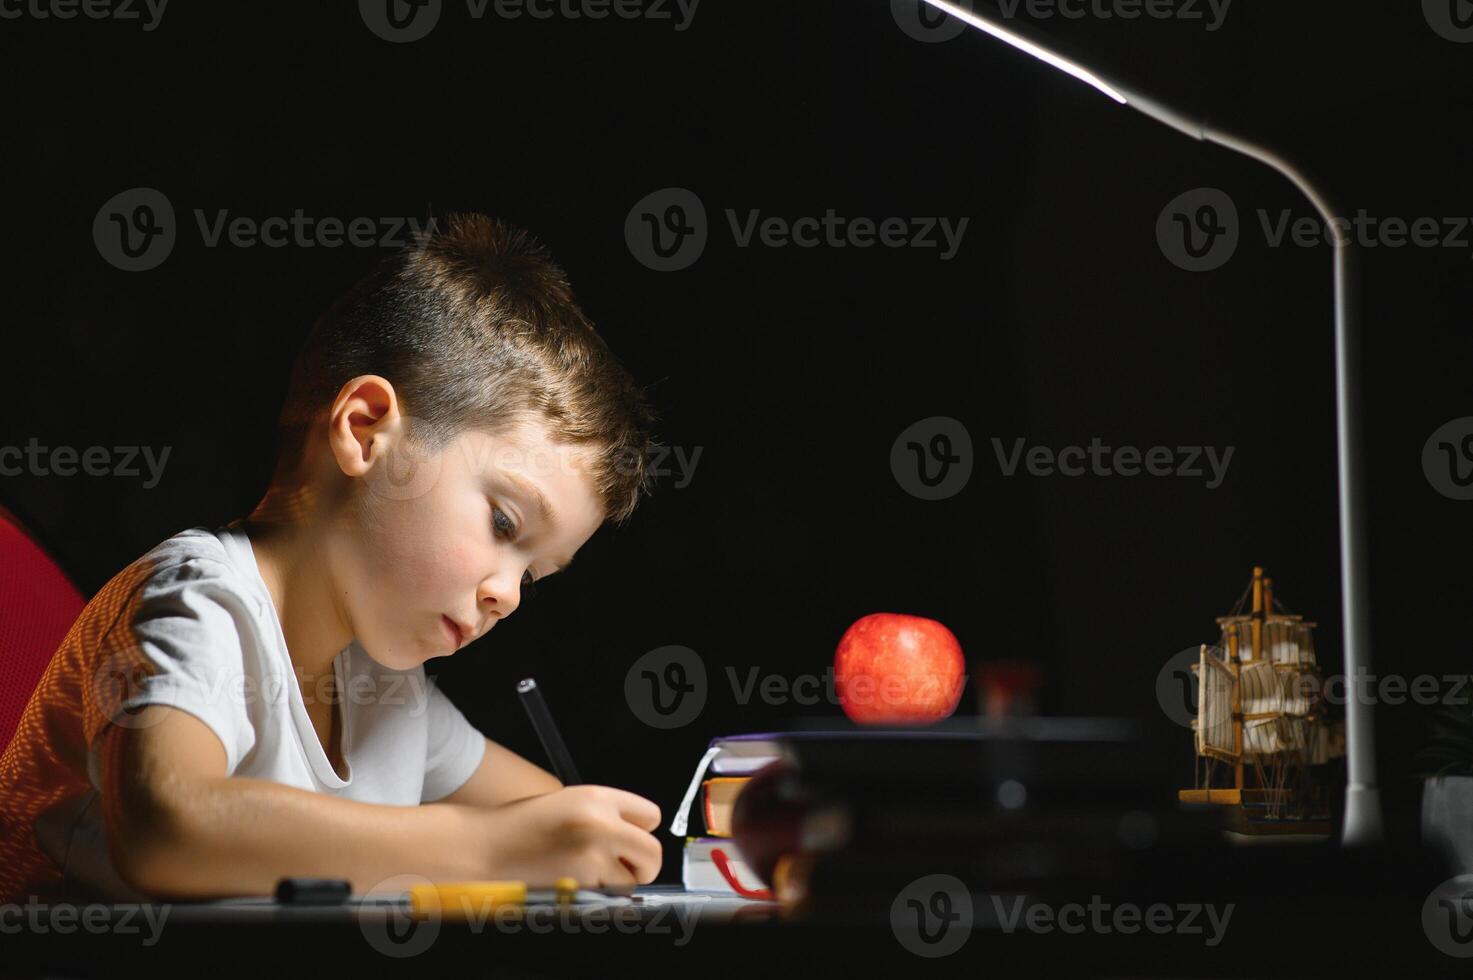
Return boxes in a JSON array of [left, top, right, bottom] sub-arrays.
[[0, 522, 486, 903]]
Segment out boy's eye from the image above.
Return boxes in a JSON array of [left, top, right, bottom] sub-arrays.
[[492, 506, 518, 538], [492, 506, 537, 593]]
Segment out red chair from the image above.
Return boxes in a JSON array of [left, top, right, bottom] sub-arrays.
[[0, 504, 87, 753]]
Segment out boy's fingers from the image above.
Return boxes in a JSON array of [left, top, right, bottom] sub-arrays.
[[614, 848, 654, 886], [608, 821, 663, 883], [609, 790, 661, 831]]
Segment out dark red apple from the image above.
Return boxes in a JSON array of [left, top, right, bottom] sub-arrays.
[[833, 612, 966, 725], [730, 759, 811, 888], [977, 658, 1042, 718]]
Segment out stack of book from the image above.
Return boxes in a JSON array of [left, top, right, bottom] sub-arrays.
[[670, 734, 783, 898]]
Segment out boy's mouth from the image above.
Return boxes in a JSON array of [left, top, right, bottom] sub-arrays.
[[441, 615, 465, 649]]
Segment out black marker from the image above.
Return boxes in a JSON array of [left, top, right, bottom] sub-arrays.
[[275, 877, 351, 905], [517, 677, 582, 786]]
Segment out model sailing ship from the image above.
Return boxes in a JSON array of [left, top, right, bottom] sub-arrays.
[[1178, 567, 1345, 835]]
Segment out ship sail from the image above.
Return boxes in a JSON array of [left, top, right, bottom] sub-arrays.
[[1194, 645, 1237, 763]]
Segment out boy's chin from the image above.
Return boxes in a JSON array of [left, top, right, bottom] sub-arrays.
[[356, 638, 438, 673]]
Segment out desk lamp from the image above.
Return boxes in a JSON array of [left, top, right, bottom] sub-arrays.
[[918, 0, 1381, 844]]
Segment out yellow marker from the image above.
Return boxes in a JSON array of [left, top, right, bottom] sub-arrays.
[[408, 881, 527, 921], [554, 877, 578, 906]]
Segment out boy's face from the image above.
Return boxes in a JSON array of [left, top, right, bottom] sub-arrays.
[[328, 413, 606, 670]]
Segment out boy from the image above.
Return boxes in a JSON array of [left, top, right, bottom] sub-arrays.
[[0, 213, 664, 902]]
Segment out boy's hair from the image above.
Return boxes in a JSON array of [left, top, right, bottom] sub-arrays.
[[270, 212, 658, 525]]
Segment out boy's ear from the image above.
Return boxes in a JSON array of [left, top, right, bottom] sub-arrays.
[[327, 375, 401, 477]]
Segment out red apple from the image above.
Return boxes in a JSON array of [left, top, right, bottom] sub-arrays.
[[833, 612, 966, 724], [730, 759, 811, 888]]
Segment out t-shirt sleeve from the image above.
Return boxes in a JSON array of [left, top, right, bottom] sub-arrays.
[[84, 558, 260, 787], [420, 678, 486, 803]]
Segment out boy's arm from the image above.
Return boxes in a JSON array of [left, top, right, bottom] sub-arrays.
[[435, 737, 563, 809], [101, 704, 488, 898]]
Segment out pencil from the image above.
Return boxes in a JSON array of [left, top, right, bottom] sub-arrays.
[[517, 677, 583, 786], [517, 678, 641, 897]]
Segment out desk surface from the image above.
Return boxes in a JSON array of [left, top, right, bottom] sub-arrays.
[[147, 884, 781, 926], [6, 850, 1471, 980]]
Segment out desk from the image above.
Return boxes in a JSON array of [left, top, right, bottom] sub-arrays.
[[149, 884, 776, 927], [4, 850, 1471, 980]]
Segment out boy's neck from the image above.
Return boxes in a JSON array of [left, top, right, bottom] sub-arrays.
[[240, 503, 356, 704]]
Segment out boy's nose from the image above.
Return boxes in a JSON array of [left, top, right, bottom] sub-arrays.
[[477, 576, 519, 619]]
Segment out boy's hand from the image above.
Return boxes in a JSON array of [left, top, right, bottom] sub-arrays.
[[470, 784, 663, 888]]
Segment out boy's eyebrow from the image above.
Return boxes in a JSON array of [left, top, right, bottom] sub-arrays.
[[501, 471, 575, 571], [502, 472, 557, 531]]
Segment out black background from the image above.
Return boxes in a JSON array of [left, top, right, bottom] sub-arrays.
[[3, 1, 1471, 882]]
